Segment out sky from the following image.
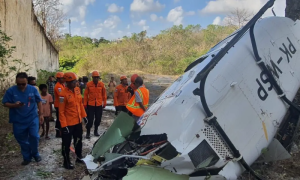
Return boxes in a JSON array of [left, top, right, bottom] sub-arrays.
[[59, 0, 286, 40]]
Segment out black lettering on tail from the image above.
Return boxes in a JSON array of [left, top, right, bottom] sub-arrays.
[[287, 37, 296, 54], [279, 43, 292, 63], [256, 79, 268, 101], [267, 59, 282, 79], [260, 71, 273, 91]]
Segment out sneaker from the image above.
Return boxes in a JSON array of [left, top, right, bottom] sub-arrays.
[[34, 156, 42, 162], [21, 160, 31, 166]]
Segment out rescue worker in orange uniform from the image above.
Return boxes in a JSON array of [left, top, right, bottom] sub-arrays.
[[59, 72, 87, 169], [127, 74, 139, 96], [54, 72, 65, 138], [126, 76, 149, 122], [83, 71, 107, 139], [114, 76, 131, 115]]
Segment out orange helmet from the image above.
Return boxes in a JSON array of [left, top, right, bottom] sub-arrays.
[[120, 76, 127, 81], [56, 72, 64, 78], [131, 74, 138, 83], [91, 71, 100, 77], [63, 72, 77, 82]]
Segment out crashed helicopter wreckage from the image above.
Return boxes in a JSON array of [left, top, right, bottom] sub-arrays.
[[82, 0, 300, 179]]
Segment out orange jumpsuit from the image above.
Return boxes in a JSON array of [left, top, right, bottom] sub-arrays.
[[114, 84, 131, 115], [84, 81, 107, 107], [59, 87, 87, 128], [54, 82, 65, 108], [83, 81, 107, 131], [54, 82, 65, 130], [59, 87, 87, 163]]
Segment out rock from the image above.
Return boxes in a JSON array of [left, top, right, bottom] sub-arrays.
[[291, 142, 299, 154]]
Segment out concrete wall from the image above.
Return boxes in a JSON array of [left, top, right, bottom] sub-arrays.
[[0, 0, 59, 79]]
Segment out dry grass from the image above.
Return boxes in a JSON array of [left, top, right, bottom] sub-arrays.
[[57, 25, 235, 76]]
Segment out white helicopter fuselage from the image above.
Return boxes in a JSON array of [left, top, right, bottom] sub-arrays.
[[137, 16, 300, 179]]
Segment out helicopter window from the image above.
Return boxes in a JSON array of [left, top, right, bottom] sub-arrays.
[[188, 140, 220, 168]]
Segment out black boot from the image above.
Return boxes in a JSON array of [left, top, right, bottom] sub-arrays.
[[21, 160, 31, 166], [76, 155, 84, 164], [86, 129, 91, 139], [63, 161, 74, 169], [63, 156, 74, 170], [94, 127, 100, 137], [55, 130, 61, 138]]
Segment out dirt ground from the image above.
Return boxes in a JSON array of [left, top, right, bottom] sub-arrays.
[[0, 75, 175, 180], [0, 111, 115, 180], [1, 74, 300, 180]]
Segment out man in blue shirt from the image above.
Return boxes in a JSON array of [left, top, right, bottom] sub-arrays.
[[2, 72, 44, 165]]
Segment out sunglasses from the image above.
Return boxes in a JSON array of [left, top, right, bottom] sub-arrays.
[[17, 83, 26, 86]]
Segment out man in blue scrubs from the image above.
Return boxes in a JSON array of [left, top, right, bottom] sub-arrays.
[[2, 72, 44, 165]]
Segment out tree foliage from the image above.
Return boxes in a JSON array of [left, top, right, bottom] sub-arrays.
[[56, 35, 97, 71], [224, 8, 254, 30], [33, 0, 65, 43], [58, 24, 235, 75]]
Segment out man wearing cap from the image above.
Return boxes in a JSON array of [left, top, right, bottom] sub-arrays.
[[126, 76, 149, 122], [84, 71, 107, 139], [114, 76, 131, 115], [59, 72, 87, 169], [54, 72, 65, 138]]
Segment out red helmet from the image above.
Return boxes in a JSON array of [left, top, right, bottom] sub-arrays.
[[63, 72, 77, 82], [91, 71, 100, 77], [120, 75, 127, 81], [56, 72, 64, 78], [131, 74, 138, 83]]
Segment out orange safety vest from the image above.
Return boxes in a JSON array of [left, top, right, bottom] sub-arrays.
[[126, 86, 149, 117]]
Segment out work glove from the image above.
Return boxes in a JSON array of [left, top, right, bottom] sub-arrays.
[[127, 86, 134, 96], [62, 127, 70, 135]]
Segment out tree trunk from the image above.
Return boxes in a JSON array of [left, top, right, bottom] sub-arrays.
[[285, 0, 300, 21]]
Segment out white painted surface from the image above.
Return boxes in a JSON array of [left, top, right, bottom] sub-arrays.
[[139, 17, 300, 178], [0, 0, 59, 83]]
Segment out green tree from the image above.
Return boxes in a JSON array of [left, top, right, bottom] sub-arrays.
[[56, 35, 96, 71], [99, 37, 110, 44], [59, 24, 235, 75]]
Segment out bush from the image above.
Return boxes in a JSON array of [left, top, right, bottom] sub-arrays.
[[36, 69, 58, 86], [57, 24, 235, 76]]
